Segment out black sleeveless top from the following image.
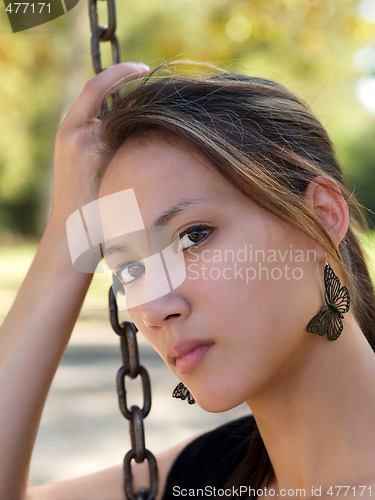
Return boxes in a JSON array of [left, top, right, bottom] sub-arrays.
[[162, 415, 255, 499]]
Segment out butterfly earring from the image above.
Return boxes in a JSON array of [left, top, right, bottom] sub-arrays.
[[172, 382, 196, 404], [307, 261, 350, 341]]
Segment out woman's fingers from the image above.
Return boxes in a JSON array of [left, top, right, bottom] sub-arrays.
[[61, 62, 149, 129]]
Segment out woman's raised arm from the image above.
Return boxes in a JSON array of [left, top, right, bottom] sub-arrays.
[[0, 63, 149, 500]]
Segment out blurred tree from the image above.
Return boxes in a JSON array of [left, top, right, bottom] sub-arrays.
[[339, 123, 375, 224], [0, 1, 89, 237], [0, 0, 374, 237]]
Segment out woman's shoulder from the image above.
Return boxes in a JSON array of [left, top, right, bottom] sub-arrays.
[[169, 414, 254, 465], [161, 414, 255, 499]]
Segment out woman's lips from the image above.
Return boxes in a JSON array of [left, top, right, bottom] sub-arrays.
[[171, 342, 214, 374]]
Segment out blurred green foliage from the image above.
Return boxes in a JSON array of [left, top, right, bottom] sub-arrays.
[[0, 0, 375, 237]]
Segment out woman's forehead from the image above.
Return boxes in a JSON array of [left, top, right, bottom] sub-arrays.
[[98, 137, 242, 215]]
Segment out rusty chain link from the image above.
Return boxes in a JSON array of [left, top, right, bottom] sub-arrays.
[[87, 1, 158, 497], [109, 288, 159, 500], [89, 0, 120, 74]]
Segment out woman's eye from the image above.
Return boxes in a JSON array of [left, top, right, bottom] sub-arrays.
[[176, 225, 212, 252], [116, 262, 145, 285]]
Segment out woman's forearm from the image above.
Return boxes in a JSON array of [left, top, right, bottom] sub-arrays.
[[0, 219, 92, 500]]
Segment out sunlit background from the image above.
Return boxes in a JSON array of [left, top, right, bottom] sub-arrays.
[[0, 0, 375, 487]]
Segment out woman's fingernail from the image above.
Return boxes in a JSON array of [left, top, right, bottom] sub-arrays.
[[135, 63, 150, 71]]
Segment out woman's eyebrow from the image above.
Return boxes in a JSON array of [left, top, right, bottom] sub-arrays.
[[152, 198, 208, 227], [103, 243, 129, 257], [103, 198, 208, 256]]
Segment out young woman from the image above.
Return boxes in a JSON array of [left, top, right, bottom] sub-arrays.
[[1, 61, 375, 500]]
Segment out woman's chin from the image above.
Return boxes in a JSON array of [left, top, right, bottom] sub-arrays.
[[193, 394, 245, 413]]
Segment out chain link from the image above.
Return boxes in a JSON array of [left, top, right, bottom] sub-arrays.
[[109, 288, 159, 500], [89, 0, 121, 74]]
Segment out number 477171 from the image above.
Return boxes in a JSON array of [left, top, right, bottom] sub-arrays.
[[6, 3, 51, 14]]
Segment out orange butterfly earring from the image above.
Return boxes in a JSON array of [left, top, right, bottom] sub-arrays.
[[307, 261, 350, 341]]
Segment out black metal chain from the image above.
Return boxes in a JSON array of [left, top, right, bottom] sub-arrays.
[[109, 289, 159, 500], [88, 1, 159, 497]]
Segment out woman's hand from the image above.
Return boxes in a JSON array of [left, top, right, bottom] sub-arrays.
[[51, 62, 149, 224]]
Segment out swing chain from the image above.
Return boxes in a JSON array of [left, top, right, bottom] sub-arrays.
[[89, 0, 121, 74], [109, 288, 159, 500]]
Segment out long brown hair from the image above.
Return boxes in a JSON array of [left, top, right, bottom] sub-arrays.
[[97, 63, 375, 495]]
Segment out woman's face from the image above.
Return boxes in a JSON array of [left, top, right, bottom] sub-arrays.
[[99, 136, 323, 412]]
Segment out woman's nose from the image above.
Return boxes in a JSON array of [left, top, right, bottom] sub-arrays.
[[140, 293, 191, 329]]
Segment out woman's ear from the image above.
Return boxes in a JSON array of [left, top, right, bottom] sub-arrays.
[[304, 176, 349, 246]]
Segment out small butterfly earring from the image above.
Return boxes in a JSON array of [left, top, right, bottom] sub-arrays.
[[307, 261, 350, 341], [172, 382, 196, 404]]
